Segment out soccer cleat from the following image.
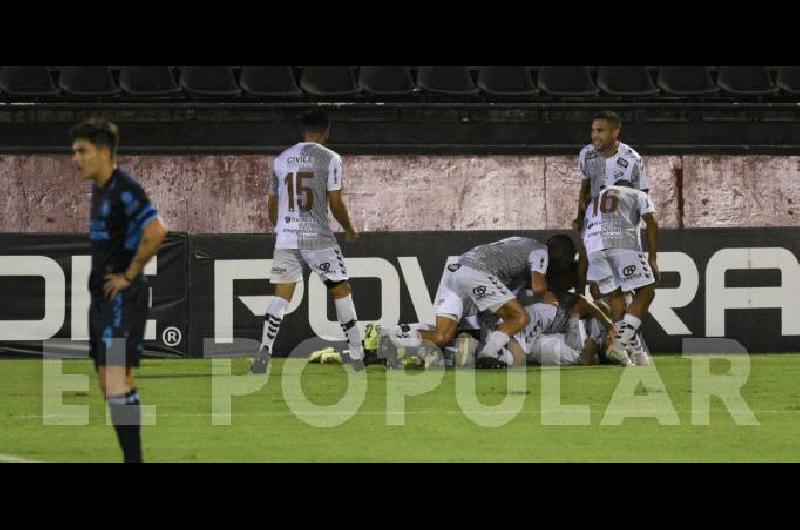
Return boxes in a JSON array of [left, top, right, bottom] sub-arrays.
[[351, 358, 365, 372], [629, 333, 650, 366], [605, 341, 631, 366], [363, 323, 382, 352], [475, 355, 508, 370], [251, 346, 270, 374]]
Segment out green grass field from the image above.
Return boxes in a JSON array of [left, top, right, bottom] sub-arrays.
[[2, 355, 800, 462]]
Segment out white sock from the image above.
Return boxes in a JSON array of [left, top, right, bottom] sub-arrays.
[[623, 314, 642, 330], [387, 325, 423, 348], [617, 315, 640, 343], [335, 296, 364, 360], [261, 298, 289, 350], [479, 331, 511, 359]]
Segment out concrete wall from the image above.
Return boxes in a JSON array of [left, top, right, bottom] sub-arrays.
[[1, 155, 797, 233]]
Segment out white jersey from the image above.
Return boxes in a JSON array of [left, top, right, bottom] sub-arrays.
[[458, 237, 549, 288], [584, 185, 655, 254], [579, 142, 650, 207], [271, 142, 343, 250]]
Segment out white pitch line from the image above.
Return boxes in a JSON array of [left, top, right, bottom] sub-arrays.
[[0, 453, 44, 464]]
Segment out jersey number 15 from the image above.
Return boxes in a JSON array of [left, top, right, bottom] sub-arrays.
[[285, 172, 314, 213]]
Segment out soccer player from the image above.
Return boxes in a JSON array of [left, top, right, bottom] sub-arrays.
[[583, 179, 660, 365], [572, 111, 651, 294], [506, 293, 617, 367], [385, 235, 576, 369], [71, 119, 167, 464], [252, 109, 364, 373]]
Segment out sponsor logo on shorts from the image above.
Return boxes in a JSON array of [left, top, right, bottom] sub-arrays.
[[319, 263, 331, 272], [271, 267, 287, 274], [624, 265, 637, 277], [472, 286, 488, 299], [617, 158, 629, 169]]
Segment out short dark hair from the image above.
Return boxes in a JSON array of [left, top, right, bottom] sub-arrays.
[[302, 109, 331, 134], [69, 118, 119, 156], [592, 111, 622, 130], [546, 234, 577, 270]]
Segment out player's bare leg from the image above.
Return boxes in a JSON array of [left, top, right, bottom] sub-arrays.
[[418, 316, 458, 349], [328, 281, 365, 371], [252, 283, 296, 374], [476, 299, 530, 369], [619, 285, 656, 366]]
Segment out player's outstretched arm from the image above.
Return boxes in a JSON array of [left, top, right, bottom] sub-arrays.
[[573, 180, 591, 231], [267, 194, 279, 228], [531, 271, 548, 297], [643, 212, 660, 283], [329, 190, 358, 242], [575, 295, 617, 350]]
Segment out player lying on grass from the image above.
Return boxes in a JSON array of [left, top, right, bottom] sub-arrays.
[[381, 235, 576, 369]]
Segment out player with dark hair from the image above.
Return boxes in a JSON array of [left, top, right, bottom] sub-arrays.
[[573, 111, 651, 293], [382, 236, 575, 369], [70, 118, 168, 463], [252, 108, 365, 373]]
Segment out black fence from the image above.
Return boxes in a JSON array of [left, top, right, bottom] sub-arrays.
[[2, 229, 799, 357]]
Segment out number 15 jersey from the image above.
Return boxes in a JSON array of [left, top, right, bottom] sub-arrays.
[[271, 142, 343, 250]]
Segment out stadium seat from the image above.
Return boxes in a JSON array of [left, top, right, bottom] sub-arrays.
[[59, 66, 120, 96], [0, 66, 60, 96], [359, 66, 418, 95], [119, 66, 182, 96], [417, 66, 479, 95], [777, 66, 800, 94], [240, 66, 302, 96], [537, 66, 599, 96], [300, 66, 361, 96], [717, 66, 778, 95], [657, 66, 718, 95], [477, 66, 539, 96], [597, 66, 660, 96], [179, 66, 241, 97]]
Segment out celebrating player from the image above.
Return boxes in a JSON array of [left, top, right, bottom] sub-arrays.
[[252, 109, 365, 373]]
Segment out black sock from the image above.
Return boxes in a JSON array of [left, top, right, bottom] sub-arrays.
[[107, 389, 143, 464]]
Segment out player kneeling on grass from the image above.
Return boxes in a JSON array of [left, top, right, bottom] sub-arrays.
[[583, 179, 660, 366], [502, 293, 617, 367], [381, 235, 576, 369]]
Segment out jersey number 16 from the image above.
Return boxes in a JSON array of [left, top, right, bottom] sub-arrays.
[[285, 172, 314, 213]]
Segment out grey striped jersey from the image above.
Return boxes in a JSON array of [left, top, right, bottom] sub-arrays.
[[579, 142, 649, 206], [271, 142, 343, 250], [458, 237, 549, 287], [583, 185, 655, 254]]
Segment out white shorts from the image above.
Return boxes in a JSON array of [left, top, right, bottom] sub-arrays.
[[446, 264, 516, 314], [434, 264, 478, 322], [586, 249, 655, 295], [269, 246, 349, 285], [527, 334, 582, 366]]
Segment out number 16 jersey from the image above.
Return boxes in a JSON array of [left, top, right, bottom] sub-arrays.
[[583, 185, 655, 255], [271, 142, 343, 250]]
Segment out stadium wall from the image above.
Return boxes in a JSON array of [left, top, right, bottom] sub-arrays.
[[1, 155, 799, 233]]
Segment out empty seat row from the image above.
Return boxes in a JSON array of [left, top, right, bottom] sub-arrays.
[[0, 66, 796, 98]]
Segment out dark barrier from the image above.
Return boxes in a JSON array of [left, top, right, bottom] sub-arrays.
[[189, 229, 800, 355], [3, 229, 800, 356], [0, 233, 189, 357]]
